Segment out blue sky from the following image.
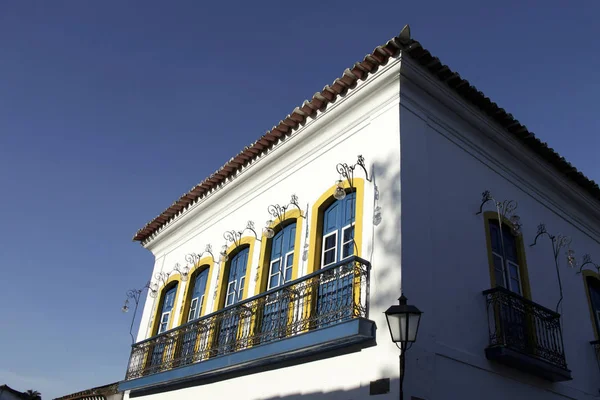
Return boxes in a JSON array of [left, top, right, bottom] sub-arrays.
[[0, 0, 598, 398]]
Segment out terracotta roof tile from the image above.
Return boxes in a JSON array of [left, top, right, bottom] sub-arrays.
[[132, 25, 600, 243]]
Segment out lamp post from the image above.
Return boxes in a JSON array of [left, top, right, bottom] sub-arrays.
[[384, 295, 422, 400]]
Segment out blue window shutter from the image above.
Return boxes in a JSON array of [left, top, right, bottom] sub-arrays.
[[268, 223, 297, 289], [324, 201, 340, 235], [343, 192, 356, 226], [163, 285, 177, 313], [322, 192, 357, 263], [227, 247, 250, 304], [286, 224, 296, 251], [271, 231, 283, 260]]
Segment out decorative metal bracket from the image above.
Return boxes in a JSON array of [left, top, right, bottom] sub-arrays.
[[122, 281, 153, 344], [530, 223, 575, 313], [337, 155, 372, 188], [576, 254, 600, 275], [189, 244, 220, 265], [475, 190, 522, 234], [268, 194, 305, 222], [223, 220, 261, 248], [152, 271, 172, 295], [173, 262, 190, 282], [263, 195, 307, 239]]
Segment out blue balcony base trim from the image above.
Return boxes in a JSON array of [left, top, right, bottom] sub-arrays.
[[119, 318, 376, 392], [485, 346, 572, 382]]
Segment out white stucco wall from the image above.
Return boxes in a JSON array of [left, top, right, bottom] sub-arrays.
[[399, 56, 600, 400], [125, 57, 406, 400], [124, 51, 600, 400]]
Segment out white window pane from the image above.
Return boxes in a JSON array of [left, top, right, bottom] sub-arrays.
[[510, 278, 522, 295], [270, 260, 281, 274], [269, 274, 279, 290], [342, 242, 354, 259], [323, 248, 336, 266], [343, 226, 354, 242], [495, 269, 506, 289], [238, 277, 245, 299], [324, 235, 336, 250], [226, 292, 235, 307], [284, 253, 293, 282]]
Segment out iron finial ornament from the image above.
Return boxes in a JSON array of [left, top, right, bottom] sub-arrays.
[[475, 190, 522, 234], [576, 254, 600, 275], [336, 154, 372, 189], [530, 223, 575, 313], [223, 220, 261, 248], [122, 281, 153, 344], [264, 194, 306, 238], [173, 262, 190, 282]]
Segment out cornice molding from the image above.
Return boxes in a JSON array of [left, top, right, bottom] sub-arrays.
[[144, 58, 402, 254], [400, 56, 600, 241]]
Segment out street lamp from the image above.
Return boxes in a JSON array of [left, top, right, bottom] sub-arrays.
[[384, 295, 422, 400]]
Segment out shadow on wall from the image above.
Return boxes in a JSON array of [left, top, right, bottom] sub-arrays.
[[128, 341, 378, 398], [257, 377, 402, 400]]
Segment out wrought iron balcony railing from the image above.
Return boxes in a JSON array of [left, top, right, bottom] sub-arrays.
[[124, 256, 371, 381], [483, 287, 571, 381]]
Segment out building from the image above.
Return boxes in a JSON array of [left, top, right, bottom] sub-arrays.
[[54, 382, 122, 400], [0, 386, 31, 400], [118, 25, 600, 399]]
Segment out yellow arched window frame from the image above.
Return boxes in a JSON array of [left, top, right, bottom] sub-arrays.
[[582, 270, 600, 340], [145, 274, 183, 370], [213, 237, 256, 312], [150, 273, 183, 336], [482, 211, 532, 300], [255, 209, 303, 296], [178, 258, 215, 326], [306, 177, 365, 275]]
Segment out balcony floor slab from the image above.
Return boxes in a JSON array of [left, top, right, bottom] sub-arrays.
[[119, 317, 376, 392]]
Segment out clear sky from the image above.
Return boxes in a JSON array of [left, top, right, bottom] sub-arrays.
[[0, 0, 598, 398]]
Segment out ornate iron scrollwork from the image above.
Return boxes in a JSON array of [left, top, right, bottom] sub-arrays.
[[122, 281, 153, 344], [530, 224, 575, 313], [223, 220, 261, 248], [576, 254, 600, 275], [475, 190, 522, 234], [336, 155, 372, 188]]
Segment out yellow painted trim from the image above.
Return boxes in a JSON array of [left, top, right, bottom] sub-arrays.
[[178, 257, 215, 326], [213, 236, 256, 312], [150, 273, 183, 336], [255, 209, 303, 296], [582, 269, 600, 340], [482, 211, 532, 300], [306, 178, 365, 274]]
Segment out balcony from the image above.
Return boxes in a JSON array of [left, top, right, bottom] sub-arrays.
[[119, 256, 374, 392], [482, 287, 572, 382]]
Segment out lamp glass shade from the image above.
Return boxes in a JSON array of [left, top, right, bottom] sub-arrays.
[[384, 302, 422, 343]]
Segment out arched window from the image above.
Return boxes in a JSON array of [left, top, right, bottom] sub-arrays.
[[149, 282, 179, 369], [321, 192, 356, 267], [584, 274, 600, 339], [483, 212, 533, 351], [307, 178, 364, 275], [179, 267, 211, 365], [188, 268, 210, 322], [216, 246, 251, 354], [225, 246, 250, 307], [268, 223, 297, 290], [255, 221, 298, 342], [483, 212, 531, 299], [157, 284, 178, 334]]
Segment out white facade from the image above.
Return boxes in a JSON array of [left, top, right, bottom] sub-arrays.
[[121, 35, 600, 400]]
